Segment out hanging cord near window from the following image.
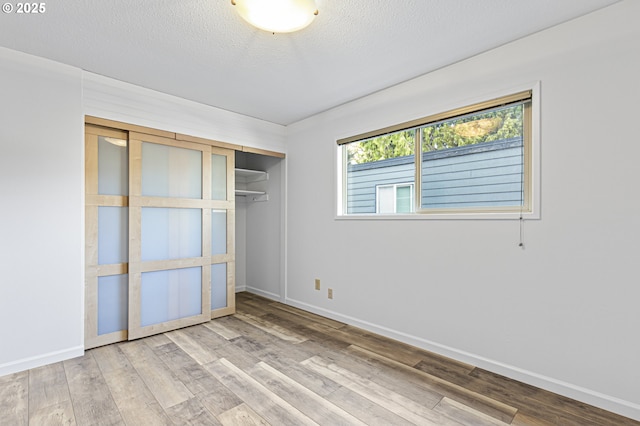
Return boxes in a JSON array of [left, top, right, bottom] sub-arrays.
[[518, 135, 525, 249]]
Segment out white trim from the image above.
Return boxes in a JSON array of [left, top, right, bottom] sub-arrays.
[[336, 211, 539, 221], [0, 346, 84, 377], [529, 80, 542, 220], [80, 76, 86, 352], [335, 146, 344, 216], [245, 287, 280, 302], [284, 296, 640, 422], [280, 158, 288, 303]]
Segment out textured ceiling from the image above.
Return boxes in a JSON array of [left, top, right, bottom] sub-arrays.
[[0, 0, 619, 125]]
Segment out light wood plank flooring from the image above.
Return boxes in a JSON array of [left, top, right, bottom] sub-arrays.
[[1, 292, 638, 425]]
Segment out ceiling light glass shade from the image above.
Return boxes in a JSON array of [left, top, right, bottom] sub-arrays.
[[232, 0, 318, 33]]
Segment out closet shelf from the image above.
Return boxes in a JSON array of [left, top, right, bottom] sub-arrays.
[[235, 168, 268, 182], [235, 189, 266, 196], [235, 168, 269, 201]]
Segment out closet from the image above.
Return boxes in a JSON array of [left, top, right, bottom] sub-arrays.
[[84, 117, 285, 349], [84, 119, 236, 349], [234, 150, 285, 299]]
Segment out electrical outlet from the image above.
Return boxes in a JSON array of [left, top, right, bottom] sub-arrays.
[[315, 279, 321, 290], [328, 288, 333, 299]]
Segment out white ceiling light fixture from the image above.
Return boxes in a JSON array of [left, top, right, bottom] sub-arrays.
[[231, 0, 318, 33]]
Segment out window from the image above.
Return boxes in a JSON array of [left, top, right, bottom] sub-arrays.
[[377, 183, 414, 213], [338, 90, 536, 217]]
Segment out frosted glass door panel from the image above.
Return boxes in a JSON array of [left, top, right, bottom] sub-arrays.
[[98, 207, 128, 264], [141, 208, 202, 261], [98, 136, 128, 196], [211, 154, 227, 200], [211, 263, 227, 310], [142, 142, 202, 198], [98, 274, 128, 335], [211, 210, 227, 255], [141, 267, 202, 327]]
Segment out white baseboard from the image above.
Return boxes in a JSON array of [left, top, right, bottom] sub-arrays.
[[235, 284, 247, 293], [245, 287, 280, 302], [284, 297, 640, 422], [0, 346, 84, 378]]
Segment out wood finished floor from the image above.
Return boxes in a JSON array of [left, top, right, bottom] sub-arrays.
[[1, 292, 638, 425]]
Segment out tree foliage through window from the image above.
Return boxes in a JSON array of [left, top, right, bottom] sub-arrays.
[[347, 104, 523, 165]]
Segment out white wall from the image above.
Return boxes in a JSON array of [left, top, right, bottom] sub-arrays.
[[0, 48, 84, 374], [235, 202, 248, 292], [285, 1, 640, 420], [0, 48, 287, 377], [83, 73, 287, 154]]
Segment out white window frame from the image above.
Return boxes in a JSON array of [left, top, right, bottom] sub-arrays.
[[336, 82, 541, 220]]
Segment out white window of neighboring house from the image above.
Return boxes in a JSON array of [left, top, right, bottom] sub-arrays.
[[376, 183, 414, 213]]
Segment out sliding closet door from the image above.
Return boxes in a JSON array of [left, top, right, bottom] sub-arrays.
[[210, 147, 236, 318], [128, 133, 235, 339], [85, 121, 235, 347], [85, 125, 129, 349]]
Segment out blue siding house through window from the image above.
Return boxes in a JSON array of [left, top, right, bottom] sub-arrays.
[[346, 137, 524, 214]]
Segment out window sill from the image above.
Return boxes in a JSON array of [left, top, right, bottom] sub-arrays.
[[335, 211, 540, 221]]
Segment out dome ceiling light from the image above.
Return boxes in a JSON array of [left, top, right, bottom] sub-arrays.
[[231, 0, 319, 33]]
